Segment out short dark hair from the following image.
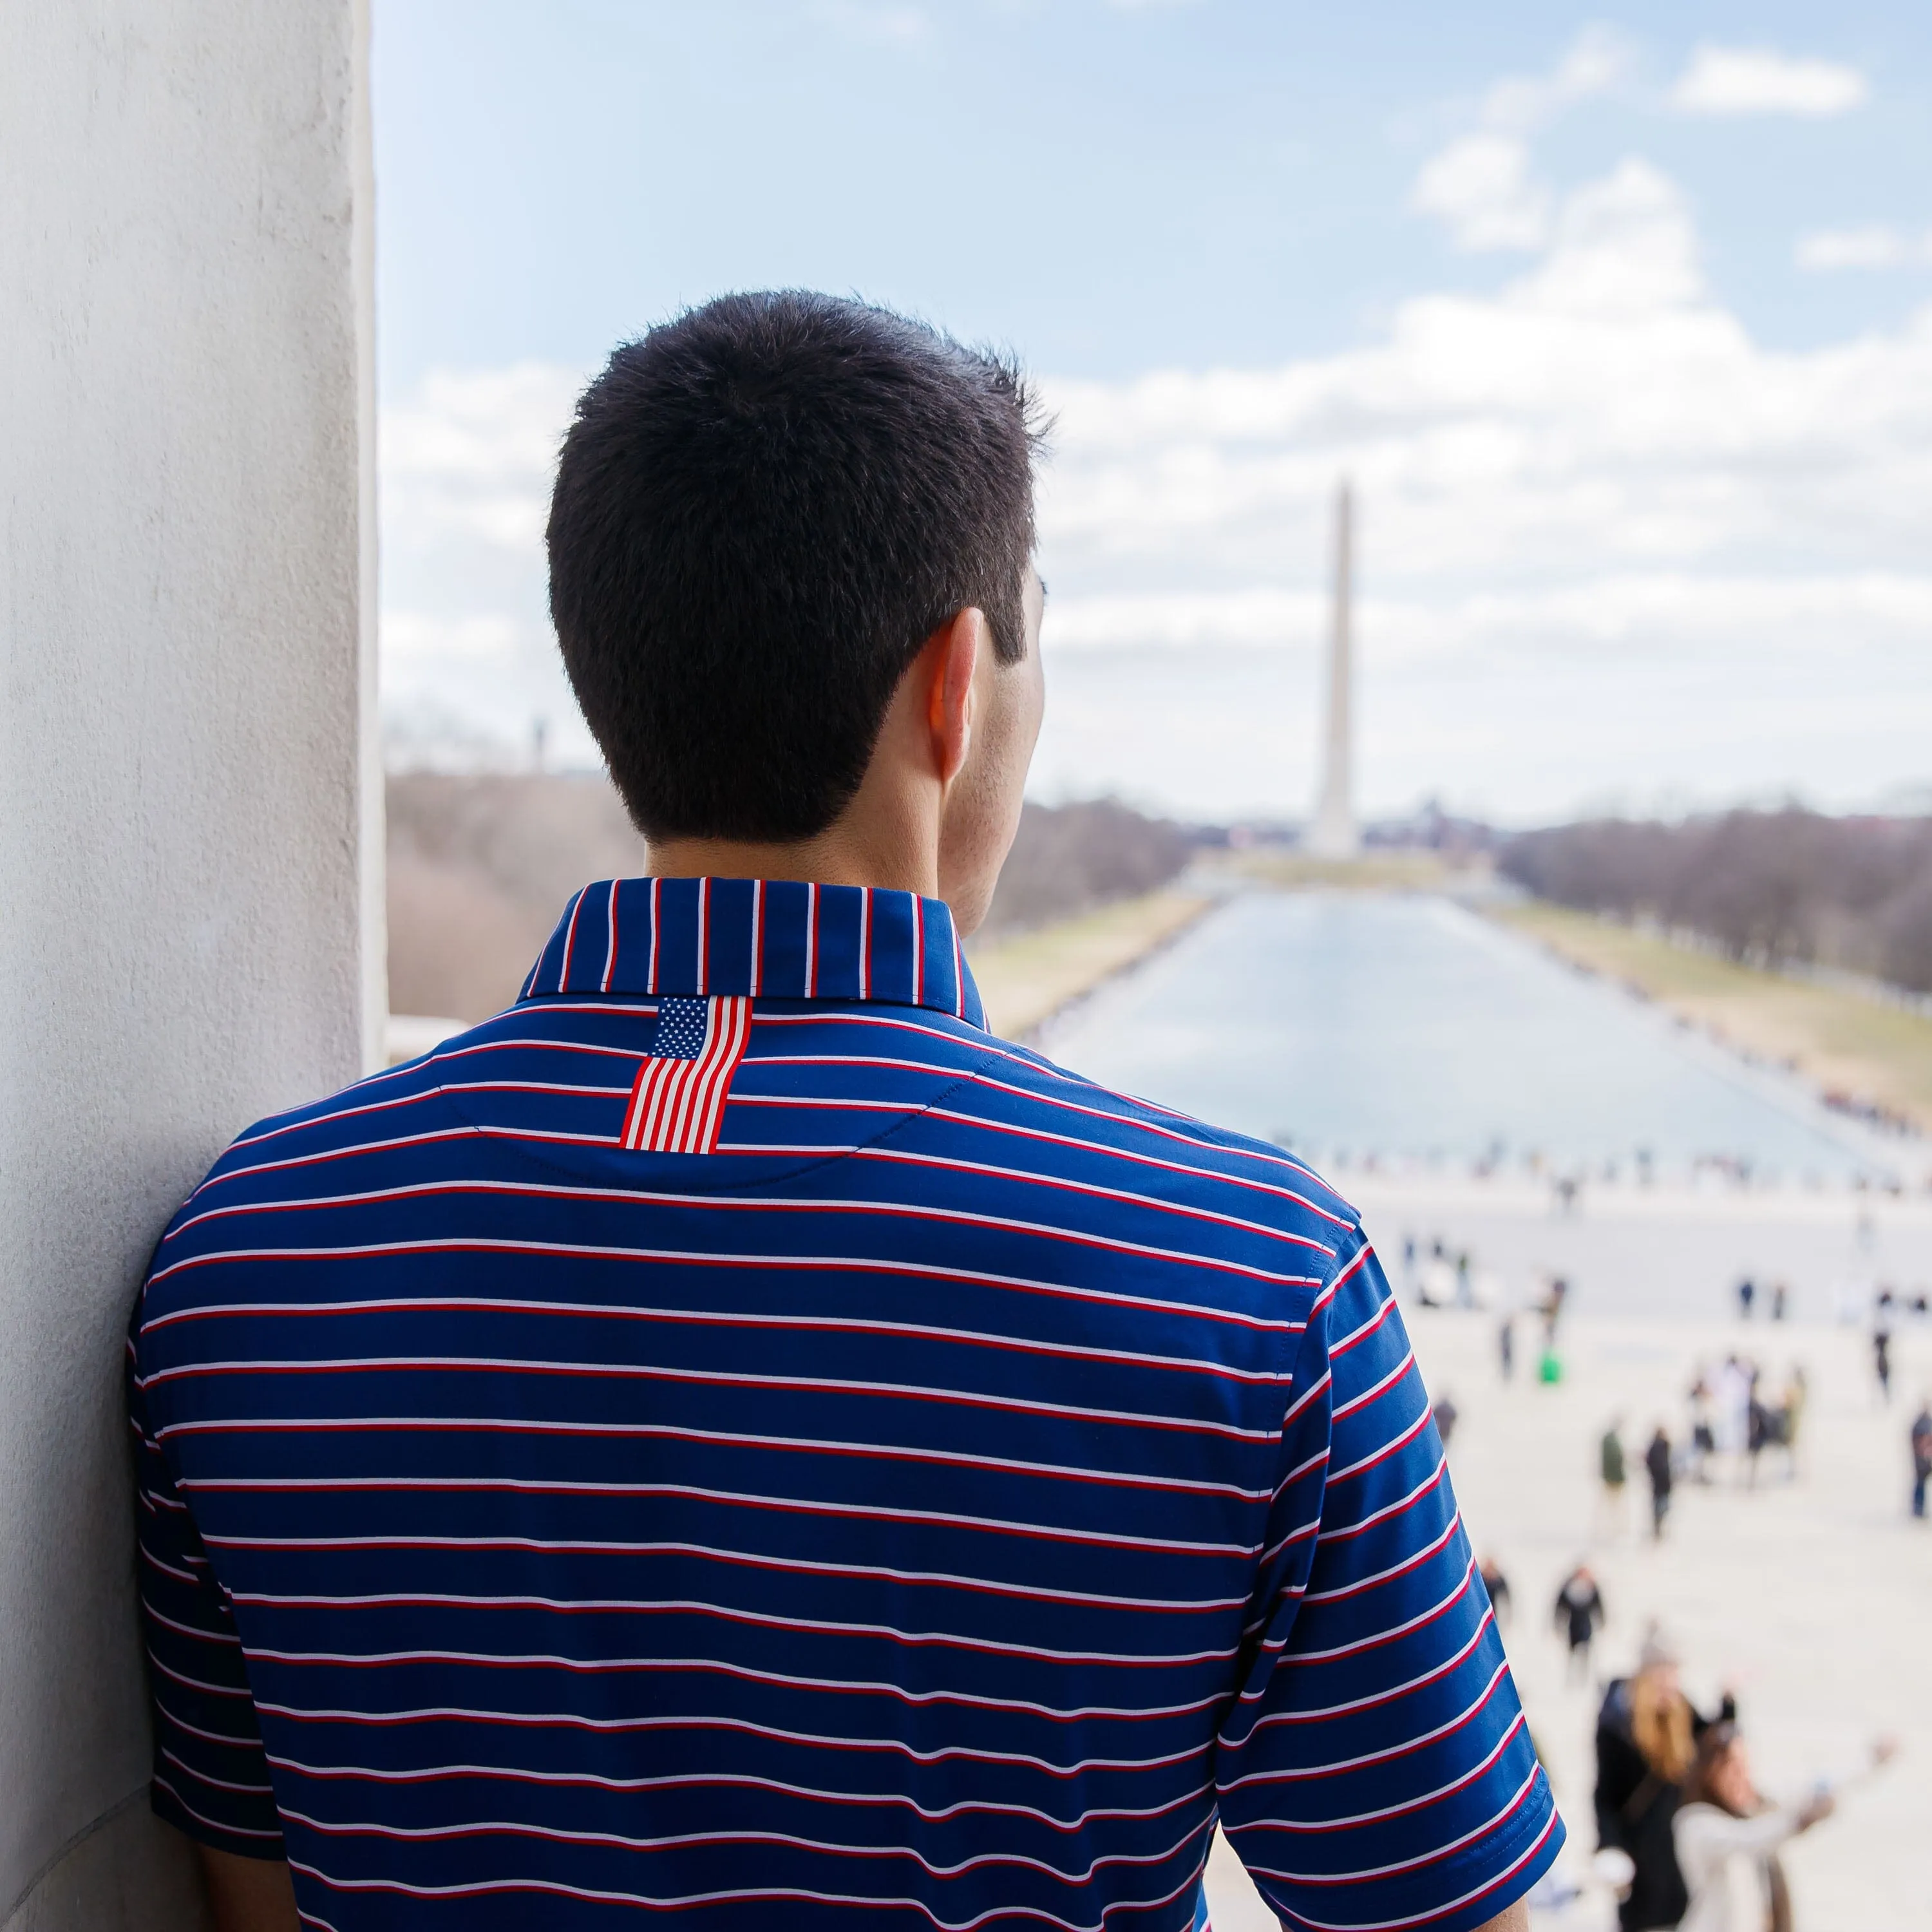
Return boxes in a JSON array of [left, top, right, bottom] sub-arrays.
[[547, 292, 1043, 842]]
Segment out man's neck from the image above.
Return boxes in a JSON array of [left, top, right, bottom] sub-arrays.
[[645, 822, 936, 900]]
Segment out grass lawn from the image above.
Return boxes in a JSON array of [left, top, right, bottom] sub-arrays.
[[1218, 849, 1457, 891], [1496, 900, 1932, 1132]]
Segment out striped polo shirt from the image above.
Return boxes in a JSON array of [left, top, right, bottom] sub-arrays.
[[131, 877, 1561, 1931]]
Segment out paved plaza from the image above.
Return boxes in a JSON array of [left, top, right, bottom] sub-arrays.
[[1204, 1297, 1931, 1929]]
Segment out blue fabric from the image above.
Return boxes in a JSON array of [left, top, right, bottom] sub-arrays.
[[649, 994, 712, 1059], [131, 878, 1561, 1929]]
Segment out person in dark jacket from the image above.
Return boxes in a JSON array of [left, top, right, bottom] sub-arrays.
[[1645, 1426, 1673, 1540], [1479, 1553, 1512, 1628], [1553, 1562, 1604, 1683], [1598, 1418, 1628, 1536], [1595, 1627, 1736, 1931], [1745, 1380, 1772, 1489]]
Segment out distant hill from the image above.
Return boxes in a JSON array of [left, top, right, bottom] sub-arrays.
[[387, 775, 1198, 1021]]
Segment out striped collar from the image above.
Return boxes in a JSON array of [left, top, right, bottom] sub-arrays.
[[518, 876, 985, 1029]]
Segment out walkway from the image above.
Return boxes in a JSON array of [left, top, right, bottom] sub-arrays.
[[1205, 1309, 1932, 1930]]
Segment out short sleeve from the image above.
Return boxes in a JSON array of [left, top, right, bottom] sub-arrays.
[[1215, 1235, 1562, 1931], [128, 1299, 285, 1856]]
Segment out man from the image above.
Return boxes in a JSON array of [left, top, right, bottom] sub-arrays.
[[131, 294, 1558, 1931], [1874, 1288, 1896, 1401], [1745, 1374, 1772, 1490], [1479, 1553, 1513, 1629], [1910, 1398, 1932, 1519], [1553, 1562, 1604, 1685], [1713, 1355, 1751, 1478], [1598, 1416, 1627, 1535], [1644, 1425, 1673, 1540], [1686, 1368, 1715, 1484]]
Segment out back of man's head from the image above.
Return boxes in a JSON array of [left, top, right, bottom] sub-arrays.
[[548, 291, 1041, 844]]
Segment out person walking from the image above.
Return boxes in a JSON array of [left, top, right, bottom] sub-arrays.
[[1645, 1425, 1674, 1539], [1595, 1628, 1734, 1932], [1544, 1274, 1570, 1343], [1498, 1312, 1515, 1381], [1555, 1563, 1605, 1684], [1874, 1289, 1896, 1402], [1910, 1399, 1932, 1520], [1779, 1365, 1808, 1481], [1687, 1370, 1716, 1484], [1736, 1276, 1756, 1321], [1745, 1377, 1772, 1490], [1480, 1553, 1513, 1628], [1714, 1356, 1752, 1480], [1600, 1417, 1629, 1536]]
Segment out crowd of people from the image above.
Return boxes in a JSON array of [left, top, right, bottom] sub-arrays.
[[1577, 1358, 1806, 1563], [1473, 1558, 1905, 1932], [1476, 1560, 1902, 1930], [1578, 1620, 1891, 1931], [1486, 1263, 1929, 1523], [1435, 1262, 1918, 1924], [1590, 1357, 1811, 1546]]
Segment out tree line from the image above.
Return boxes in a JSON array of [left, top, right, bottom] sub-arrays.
[[386, 774, 1201, 1020], [978, 799, 1196, 936], [1500, 810, 1932, 994]]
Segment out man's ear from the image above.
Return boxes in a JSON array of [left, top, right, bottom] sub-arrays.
[[925, 607, 985, 788]]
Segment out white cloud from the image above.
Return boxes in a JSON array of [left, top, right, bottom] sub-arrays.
[[1031, 155, 1932, 815], [1045, 574, 1932, 661], [382, 362, 582, 551], [809, 2, 932, 48], [1796, 224, 1932, 271], [380, 153, 1932, 817], [1414, 30, 1634, 254], [1524, 156, 1701, 314], [1670, 44, 1867, 117], [379, 364, 597, 769], [1041, 159, 1932, 571], [1479, 24, 1634, 135], [382, 612, 522, 662], [1414, 135, 1550, 252]]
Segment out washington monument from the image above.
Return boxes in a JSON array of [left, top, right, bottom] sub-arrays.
[[1307, 478, 1359, 857]]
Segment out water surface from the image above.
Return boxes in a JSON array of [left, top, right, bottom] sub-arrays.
[[1042, 893, 1881, 1182]]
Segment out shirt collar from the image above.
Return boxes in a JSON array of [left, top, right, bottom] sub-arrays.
[[518, 876, 985, 1030]]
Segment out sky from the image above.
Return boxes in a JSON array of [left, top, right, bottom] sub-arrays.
[[375, 1, 1932, 826]]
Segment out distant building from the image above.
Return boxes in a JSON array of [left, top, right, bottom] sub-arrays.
[[1307, 479, 1360, 858]]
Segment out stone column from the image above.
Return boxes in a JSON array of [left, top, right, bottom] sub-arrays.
[[0, 5, 379, 1925]]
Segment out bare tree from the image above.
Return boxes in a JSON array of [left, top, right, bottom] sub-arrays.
[[387, 777, 1198, 1019], [1501, 811, 1932, 991]]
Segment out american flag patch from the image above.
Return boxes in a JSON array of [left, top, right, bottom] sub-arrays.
[[618, 996, 753, 1153]]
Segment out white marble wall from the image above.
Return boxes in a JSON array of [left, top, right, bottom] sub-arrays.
[[0, 3, 379, 1922]]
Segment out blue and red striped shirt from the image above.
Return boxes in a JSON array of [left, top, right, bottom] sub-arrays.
[[131, 877, 1560, 1930]]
